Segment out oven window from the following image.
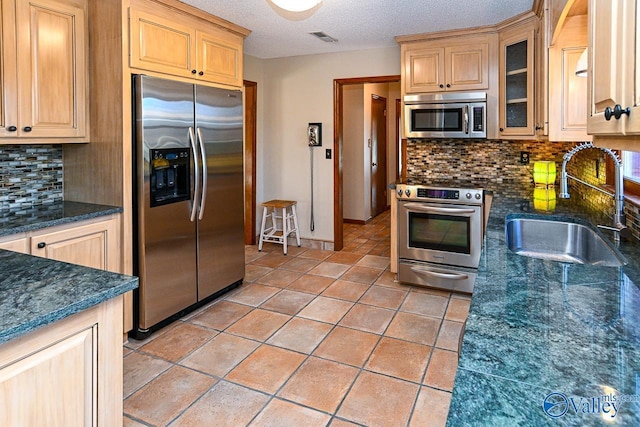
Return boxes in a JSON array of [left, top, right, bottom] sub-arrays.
[[408, 212, 470, 254], [411, 108, 463, 132]]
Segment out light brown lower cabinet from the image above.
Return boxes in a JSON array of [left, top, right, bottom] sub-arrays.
[[0, 214, 133, 334], [0, 295, 123, 426]]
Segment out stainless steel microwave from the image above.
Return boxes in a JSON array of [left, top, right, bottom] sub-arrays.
[[404, 92, 487, 139]]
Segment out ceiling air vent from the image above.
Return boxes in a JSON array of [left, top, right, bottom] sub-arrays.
[[309, 31, 338, 43]]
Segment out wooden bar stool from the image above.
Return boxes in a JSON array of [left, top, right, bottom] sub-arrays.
[[258, 199, 301, 255]]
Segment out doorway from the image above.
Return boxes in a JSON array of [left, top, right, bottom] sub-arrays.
[[244, 80, 257, 245], [370, 94, 387, 217], [333, 75, 400, 251]]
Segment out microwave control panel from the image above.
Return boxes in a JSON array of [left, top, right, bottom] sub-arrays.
[[472, 107, 484, 132]]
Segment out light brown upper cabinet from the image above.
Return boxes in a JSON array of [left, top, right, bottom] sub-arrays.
[[402, 35, 491, 94], [129, 5, 244, 87], [587, 0, 640, 137], [499, 18, 537, 137], [0, 0, 88, 142], [549, 14, 591, 141]]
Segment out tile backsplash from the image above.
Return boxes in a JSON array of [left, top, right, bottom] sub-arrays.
[[0, 145, 63, 212], [406, 138, 576, 191], [406, 138, 640, 239]]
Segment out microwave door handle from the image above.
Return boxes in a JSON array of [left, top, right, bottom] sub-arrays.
[[403, 203, 476, 215], [188, 127, 200, 222], [410, 266, 469, 281], [196, 127, 207, 221], [463, 105, 469, 134]]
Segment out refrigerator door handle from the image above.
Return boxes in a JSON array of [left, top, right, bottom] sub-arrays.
[[196, 127, 208, 220], [188, 126, 200, 222]]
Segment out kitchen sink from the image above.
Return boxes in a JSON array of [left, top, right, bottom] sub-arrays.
[[505, 217, 626, 267]]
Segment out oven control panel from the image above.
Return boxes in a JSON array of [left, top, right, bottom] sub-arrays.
[[395, 184, 483, 205]]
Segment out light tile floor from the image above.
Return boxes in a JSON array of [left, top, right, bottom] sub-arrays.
[[123, 211, 471, 427]]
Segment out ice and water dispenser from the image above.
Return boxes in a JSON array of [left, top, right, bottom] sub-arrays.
[[149, 148, 190, 207]]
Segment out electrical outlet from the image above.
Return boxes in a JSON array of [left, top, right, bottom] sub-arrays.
[[520, 151, 530, 164], [325, 149, 332, 159]]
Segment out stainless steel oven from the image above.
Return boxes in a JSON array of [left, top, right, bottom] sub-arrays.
[[396, 184, 485, 293]]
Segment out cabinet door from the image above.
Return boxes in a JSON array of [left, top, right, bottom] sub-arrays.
[[0, 236, 29, 254], [196, 30, 243, 87], [446, 43, 489, 91], [587, 0, 631, 135], [0, 1, 18, 137], [404, 47, 445, 93], [129, 8, 197, 79], [620, 0, 640, 134], [30, 219, 117, 271], [499, 24, 535, 137], [549, 15, 591, 141], [0, 326, 96, 426], [15, 0, 88, 138]]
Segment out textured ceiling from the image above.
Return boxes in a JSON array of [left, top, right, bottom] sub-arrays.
[[181, 0, 535, 59]]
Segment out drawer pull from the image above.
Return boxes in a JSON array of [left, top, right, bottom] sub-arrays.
[[37, 242, 46, 249]]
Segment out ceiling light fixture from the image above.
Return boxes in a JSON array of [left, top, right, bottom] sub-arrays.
[[270, 0, 321, 12]]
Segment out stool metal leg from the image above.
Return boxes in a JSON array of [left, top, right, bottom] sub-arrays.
[[291, 204, 301, 247], [258, 206, 268, 251], [282, 207, 288, 255]]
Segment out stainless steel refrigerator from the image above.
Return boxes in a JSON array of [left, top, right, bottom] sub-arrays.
[[132, 75, 244, 337]]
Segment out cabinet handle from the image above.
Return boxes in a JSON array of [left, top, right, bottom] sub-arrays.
[[604, 104, 631, 121], [7, 126, 17, 132], [439, 84, 444, 89], [535, 124, 543, 130], [446, 84, 451, 88], [499, 127, 504, 132], [198, 71, 204, 76], [23, 126, 32, 132], [191, 69, 197, 74], [37, 242, 46, 249]]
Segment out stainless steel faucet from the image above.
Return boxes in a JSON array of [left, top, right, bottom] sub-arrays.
[[559, 142, 631, 241]]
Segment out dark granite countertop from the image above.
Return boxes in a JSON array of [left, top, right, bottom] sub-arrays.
[[0, 249, 138, 345], [0, 201, 123, 237], [446, 186, 640, 426]]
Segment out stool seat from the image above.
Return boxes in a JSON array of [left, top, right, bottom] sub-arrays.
[[258, 199, 301, 255], [262, 199, 296, 209]]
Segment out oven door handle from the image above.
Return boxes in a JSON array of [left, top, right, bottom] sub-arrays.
[[410, 266, 469, 281], [403, 203, 476, 215]]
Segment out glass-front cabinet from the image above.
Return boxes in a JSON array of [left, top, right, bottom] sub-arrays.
[[499, 20, 536, 137]]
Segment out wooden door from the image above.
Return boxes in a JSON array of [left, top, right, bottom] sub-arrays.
[[15, 0, 87, 138], [549, 15, 591, 141], [446, 43, 489, 91], [197, 30, 242, 87], [30, 219, 117, 271], [622, 0, 640, 134], [244, 80, 257, 245], [587, 0, 630, 135], [371, 95, 387, 217], [0, 327, 97, 426], [129, 8, 196, 79], [499, 23, 536, 137], [0, 236, 29, 254], [0, 0, 18, 137], [404, 46, 445, 93]]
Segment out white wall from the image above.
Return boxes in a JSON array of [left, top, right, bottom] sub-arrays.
[[244, 46, 401, 242], [343, 85, 365, 221]]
